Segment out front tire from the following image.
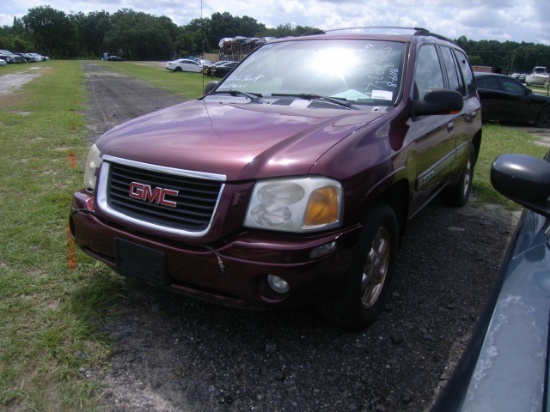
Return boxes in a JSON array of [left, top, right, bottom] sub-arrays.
[[319, 202, 398, 330], [536, 106, 550, 128]]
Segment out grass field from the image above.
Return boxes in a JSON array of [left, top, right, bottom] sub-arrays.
[[0, 60, 547, 411]]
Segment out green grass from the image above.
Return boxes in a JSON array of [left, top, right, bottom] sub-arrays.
[[472, 124, 547, 207], [0, 60, 548, 410], [0, 61, 124, 411], [530, 84, 550, 96]]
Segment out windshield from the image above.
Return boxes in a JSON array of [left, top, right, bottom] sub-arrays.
[[217, 39, 406, 105]]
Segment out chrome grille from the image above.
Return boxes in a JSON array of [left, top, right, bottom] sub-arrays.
[[100, 158, 225, 234]]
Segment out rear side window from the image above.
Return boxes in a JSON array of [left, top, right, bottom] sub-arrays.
[[453, 49, 475, 96], [414, 44, 444, 100], [441, 46, 465, 95]]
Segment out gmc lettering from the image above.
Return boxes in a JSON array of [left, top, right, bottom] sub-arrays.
[[129, 182, 179, 208]]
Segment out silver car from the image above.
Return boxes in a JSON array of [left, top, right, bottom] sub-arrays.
[[433, 152, 550, 411]]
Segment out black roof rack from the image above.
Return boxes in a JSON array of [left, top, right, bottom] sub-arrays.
[[303, 27, 456, 44]]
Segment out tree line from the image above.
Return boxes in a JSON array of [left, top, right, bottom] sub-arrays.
[[1, 5, 549, 72], [0, 6, 317, 61]]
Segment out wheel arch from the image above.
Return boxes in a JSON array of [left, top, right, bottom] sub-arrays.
[[471, 130, 482, 164], [536, 104, 550, 128], [367, 179, 410, 243]]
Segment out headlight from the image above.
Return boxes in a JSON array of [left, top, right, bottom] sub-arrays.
[[83, 144, 102, 190], [244, 177, 343, 232]]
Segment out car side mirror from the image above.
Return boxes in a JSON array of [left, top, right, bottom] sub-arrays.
[[204, 81, 219, 95], [413, 89, 464, 116], [491, 153, 550, 218]]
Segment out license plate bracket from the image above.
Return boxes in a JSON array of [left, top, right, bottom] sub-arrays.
[[115, 238, 168, 286]]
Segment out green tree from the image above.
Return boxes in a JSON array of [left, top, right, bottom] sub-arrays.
[[174, 30, 203, 57], [71, 10, 111, 58], [23, 6, 75, 57], [186, 17, 214, 52], [4, 7, 549, 65], [456, 35, 550, 73], [104, 9, 175, 60]]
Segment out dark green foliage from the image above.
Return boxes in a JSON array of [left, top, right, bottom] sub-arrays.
[[2, 7, 550, 67], [456, 36, 550, 73], [22, 6, 75, 57]]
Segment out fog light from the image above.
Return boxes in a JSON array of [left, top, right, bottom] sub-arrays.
[[309, 241, 337, 259], [267, 274, 290, 294]]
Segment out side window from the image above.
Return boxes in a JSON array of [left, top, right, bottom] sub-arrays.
[[501, 78, 524, 94], [441, 46, 465, 95], [414, 44, 444, 100], [477, 77, 499, 90], [453, 49, 475, 96]]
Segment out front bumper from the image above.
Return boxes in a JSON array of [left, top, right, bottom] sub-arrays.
[[70, 190, 361, 309]]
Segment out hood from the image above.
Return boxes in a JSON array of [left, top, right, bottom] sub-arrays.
[[97, 98, 387, 181]]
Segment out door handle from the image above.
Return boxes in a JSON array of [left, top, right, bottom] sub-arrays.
[[466, 110, 477, 121], [447, 121, 454, 132]]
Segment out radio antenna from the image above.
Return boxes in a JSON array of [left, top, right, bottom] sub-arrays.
[[201, 0, 205, 91]]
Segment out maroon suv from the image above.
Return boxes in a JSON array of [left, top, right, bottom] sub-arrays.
[[70, 28, 482, 330]]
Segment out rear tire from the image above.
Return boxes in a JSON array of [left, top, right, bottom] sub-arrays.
[[319, 202, 398, 331], [536, 106, 550, 128], [443, 144, 475, 206]]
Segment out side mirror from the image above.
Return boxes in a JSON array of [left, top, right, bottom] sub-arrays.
[[491, 153, 550, 218], [204, 81, 219, 95], [413, 89, 464, 116]]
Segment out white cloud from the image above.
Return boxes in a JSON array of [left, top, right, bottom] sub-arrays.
[[0, 0, 549, 45]]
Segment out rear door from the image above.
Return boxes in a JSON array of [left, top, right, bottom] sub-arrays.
[[447, 48, 481, 172]]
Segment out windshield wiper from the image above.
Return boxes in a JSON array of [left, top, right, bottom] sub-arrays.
[[271, 93, 359, 110], [213, 90, 264, 103]]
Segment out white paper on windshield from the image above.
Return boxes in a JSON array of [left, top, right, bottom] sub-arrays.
[[331, 89, 370, 100], [371, 90, 393, 101]]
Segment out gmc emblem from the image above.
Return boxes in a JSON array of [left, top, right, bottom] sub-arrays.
[[129, 182, 179, 208]]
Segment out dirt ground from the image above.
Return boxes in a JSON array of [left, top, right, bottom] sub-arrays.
[[0, 65, 49, 94], [72, 63, 538, 411]]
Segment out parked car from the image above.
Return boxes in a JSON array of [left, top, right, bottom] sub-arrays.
[[212, 61, 239, 78], [15, 52, 42, 63], [107, 55, 125, 62], [25, 53, 45, 62], [0, 59, 6, 67], [510, 72, 527, 83], [165, 58, 202, 73], [203, 60, 236, 76], [432, 151, 550, 411], [475, 72, 550, 128], [0, 50, 16, 63], [71, 27, 482, 330], [2, 50, 26, 63], [195, 58, 212, 70], [11, 52, 28, 63]]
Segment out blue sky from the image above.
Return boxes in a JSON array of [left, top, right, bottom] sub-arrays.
[[1, 0, 549, 45]]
